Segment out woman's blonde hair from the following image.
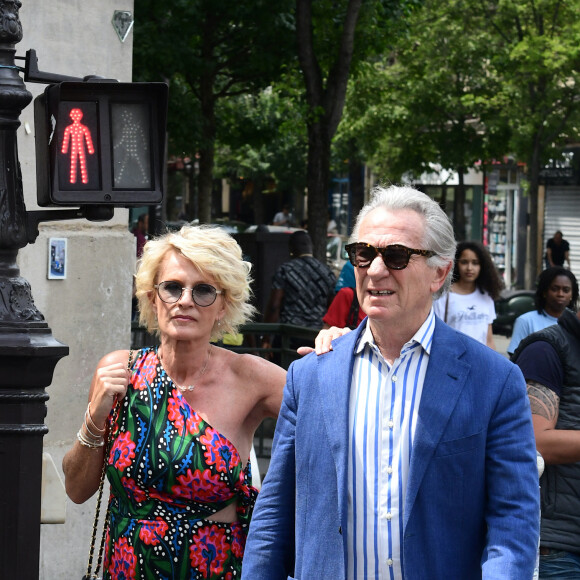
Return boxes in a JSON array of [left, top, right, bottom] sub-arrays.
[[135, 225, 256, 341]]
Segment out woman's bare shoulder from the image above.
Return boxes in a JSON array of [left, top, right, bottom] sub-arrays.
[[217, 348, 286, 383]]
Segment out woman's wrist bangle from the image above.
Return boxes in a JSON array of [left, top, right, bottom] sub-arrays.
[[86, 402, 106, 434], [83, 415, 104, 440], [77, 422, 104, 447], [77, 427, 104, 449], [78, 424, 103, 444]]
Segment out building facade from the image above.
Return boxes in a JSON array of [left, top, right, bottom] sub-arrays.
[[15, 2, 136, 578], [540, 148, 580, 275]]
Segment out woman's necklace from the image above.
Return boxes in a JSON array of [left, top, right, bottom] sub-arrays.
[[161, 345, 212, 392]]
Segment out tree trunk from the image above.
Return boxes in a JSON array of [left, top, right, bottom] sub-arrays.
[[252, 177, 265, 226], [525, 145, 542, 287], [197, 149, 214, 224], [454, 168, 466, 241], [349, 155, 365, 233], [197, 82, 216, 224], [306, 122, 332, 261], [295, 0, 363, 261]]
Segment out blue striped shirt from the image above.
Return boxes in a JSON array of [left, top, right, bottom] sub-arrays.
[[346, 309, 436, 580]]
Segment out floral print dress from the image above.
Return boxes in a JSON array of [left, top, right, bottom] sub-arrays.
[[102, 347, 257, 579]]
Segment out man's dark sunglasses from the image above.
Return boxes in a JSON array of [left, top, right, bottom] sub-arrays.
[[345, 242, 436, 270]]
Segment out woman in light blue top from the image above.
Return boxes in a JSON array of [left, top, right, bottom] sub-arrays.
[[508, 267, 578, 355]]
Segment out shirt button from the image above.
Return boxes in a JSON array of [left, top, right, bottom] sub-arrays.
[[388, 420, 394, 429], [387, 558, 394, 567], [386, 512, 392, 520], [387, 466, 393, 474], [392, 375, 398, 382]]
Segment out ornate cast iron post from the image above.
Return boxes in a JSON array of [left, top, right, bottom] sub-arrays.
[[0, 1, 68, 578]]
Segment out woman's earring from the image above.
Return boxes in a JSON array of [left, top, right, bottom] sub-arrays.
[[217, 319, 221, 327]]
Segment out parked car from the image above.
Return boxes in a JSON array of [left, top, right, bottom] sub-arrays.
[[492, 289, 536, 337]]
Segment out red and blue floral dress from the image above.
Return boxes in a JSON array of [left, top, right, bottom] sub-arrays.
[[102, 347, 257, 579]]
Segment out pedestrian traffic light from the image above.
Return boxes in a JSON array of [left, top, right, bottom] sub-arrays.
[[34, 81, 168, 206]]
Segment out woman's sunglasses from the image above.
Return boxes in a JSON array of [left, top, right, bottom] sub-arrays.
[[345, 242, 436, 270], [154, 281, 222, 306]]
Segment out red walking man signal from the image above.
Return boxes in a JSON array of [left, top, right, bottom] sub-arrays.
[[61, 108, 95, 184], [35, 80, 168, 206]]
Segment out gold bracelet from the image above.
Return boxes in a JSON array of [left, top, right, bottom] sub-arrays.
[[86, 402, 106, 434]]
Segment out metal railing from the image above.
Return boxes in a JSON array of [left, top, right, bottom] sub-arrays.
[[131, 321, 318, 368]]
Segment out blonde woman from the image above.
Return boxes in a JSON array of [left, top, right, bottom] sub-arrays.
[[63, 225, 286, 579]]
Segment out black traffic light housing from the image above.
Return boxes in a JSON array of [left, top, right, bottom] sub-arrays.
[[34, 80, 168, 207]]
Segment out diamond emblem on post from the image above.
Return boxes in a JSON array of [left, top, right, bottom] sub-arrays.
[[112, 10, 134, 43]]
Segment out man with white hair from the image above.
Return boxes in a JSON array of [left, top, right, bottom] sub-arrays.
[[243, 184, 540, 579]]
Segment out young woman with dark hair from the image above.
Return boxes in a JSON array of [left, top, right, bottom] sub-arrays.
[[433, 241, 503, 349]]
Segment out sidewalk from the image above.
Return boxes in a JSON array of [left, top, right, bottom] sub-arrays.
[[494, 333, 511, 358]]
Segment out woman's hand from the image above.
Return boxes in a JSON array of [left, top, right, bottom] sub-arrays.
[[88, 362, 131, 429], [62, 352, 132, 504], [297, 326, 352, 356]]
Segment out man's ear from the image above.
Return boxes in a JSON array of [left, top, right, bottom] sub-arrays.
[[430, 261, 453, 294]]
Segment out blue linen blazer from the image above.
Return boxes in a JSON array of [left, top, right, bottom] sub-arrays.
[[242, 318, 540, 579]]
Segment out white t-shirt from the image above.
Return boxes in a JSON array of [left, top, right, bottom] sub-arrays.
[[433, 289, 496, 345]]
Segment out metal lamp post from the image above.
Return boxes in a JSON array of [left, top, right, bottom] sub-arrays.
[[0, 1, 69, 578], [0, 2, 167, 574]]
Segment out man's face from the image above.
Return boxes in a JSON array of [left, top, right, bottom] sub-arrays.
[[355, 207, 450, 333]]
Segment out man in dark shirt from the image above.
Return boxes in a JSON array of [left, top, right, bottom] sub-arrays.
[[546, 230, 571, 269], [512, 307, 580, 577], [264, 230, 336, 328]]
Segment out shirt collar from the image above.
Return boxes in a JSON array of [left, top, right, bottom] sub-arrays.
[[541, 310, 559, 321], [355, 308, 437, 357]]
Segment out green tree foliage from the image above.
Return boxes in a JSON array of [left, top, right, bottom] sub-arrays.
[[478, 0, 580, 281], [296, 0, 421, 259], [337, 0, 509, 239], [216, 81, 308, 225], [132, 0, 296, 223], [338, 0, 580, 279]]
